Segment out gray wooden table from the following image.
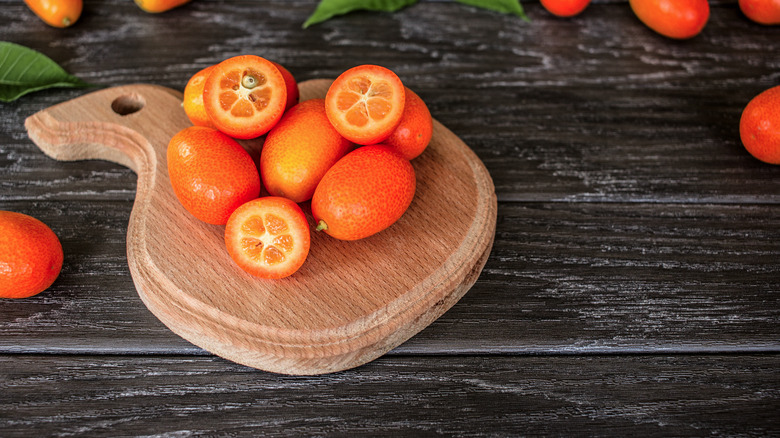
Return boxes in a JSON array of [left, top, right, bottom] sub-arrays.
[[1, 0, 779, 435]]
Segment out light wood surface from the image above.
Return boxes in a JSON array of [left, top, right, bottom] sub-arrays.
[[24, 79, 497, 375]]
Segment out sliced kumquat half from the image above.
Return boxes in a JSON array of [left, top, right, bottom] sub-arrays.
[[325, 65, 406, 145], [203, 55, 287, 139], [224, 197, 310, 279]]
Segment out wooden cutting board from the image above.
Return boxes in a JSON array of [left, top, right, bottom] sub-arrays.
[[25, 80, 497, 375]]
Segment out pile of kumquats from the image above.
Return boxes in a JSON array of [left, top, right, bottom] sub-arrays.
[[169, 55, 433, 279]]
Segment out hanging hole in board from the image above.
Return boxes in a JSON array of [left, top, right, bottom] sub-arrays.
[[111, 94, 145, 116]]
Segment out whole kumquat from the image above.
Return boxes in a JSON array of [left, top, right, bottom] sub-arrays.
[[24, 0, 82, 27], [739, 0, 780, 25], [134, 0, 192, 13], [167, 126, 261, 225], [272, 61, 300, 112], [312, 145, 416, 241], [260, 99, 353, 203], [183, 65, 216, 128], [629, 0, 709, 39], [540, 0, 591, 17], [0, 211, 63, 299], [740, 85, 780, 164], [383, 87, 433, 160]]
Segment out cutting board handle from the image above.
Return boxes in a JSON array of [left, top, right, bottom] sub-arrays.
[[24, 84, 187, 177]]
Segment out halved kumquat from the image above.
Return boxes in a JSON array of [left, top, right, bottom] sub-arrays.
[[203, 55, 287, 139], [225, 197, 311, 279], [325, 65, 405, 145]]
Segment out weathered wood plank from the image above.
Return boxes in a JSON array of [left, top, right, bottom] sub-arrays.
[[1, 201, 776, 354], [1, 1, 778, 204], [1, 354, 778, 437], [1, 0, 779, 433]]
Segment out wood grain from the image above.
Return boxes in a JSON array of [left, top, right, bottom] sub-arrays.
[[1, 0, 779, 434], [2, 1, 778, 204], [23, 80, 497, 374], [1, 201, 776, 355], [1, 354, 779, 437]]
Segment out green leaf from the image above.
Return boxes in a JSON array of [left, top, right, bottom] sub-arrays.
[[455, 0, 528, 21], [0, 41, 92, 102], [303, 0, 418, 28]]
